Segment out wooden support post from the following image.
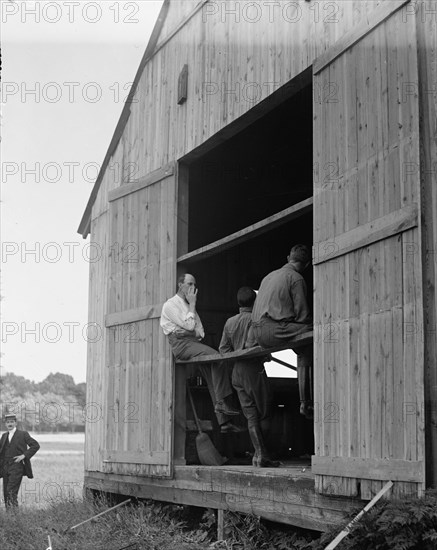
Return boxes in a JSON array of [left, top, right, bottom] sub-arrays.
[[271, 357, 297, 371], [217, 509, 224, 541]]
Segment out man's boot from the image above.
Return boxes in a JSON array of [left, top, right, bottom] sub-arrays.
[[248, 425, 279, 467]]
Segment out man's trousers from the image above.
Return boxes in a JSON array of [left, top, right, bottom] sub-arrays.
[[3, 461, 24, 508], [250, 316, 313, 405], [168, 333, 234, 426], [232, 360, 272, 432]]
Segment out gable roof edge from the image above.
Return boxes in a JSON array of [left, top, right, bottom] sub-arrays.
[[77, 0, 171, 238]]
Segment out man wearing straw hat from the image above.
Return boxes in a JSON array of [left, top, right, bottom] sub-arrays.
[[0, 413, 40, 508]]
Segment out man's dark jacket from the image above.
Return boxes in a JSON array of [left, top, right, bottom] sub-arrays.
[[0, 429, 40, 479]]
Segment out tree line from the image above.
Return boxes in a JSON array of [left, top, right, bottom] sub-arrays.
[[0, 372, 86, 432]]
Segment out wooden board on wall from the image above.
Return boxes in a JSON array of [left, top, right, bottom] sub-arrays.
[[102, 168, 177, 478]]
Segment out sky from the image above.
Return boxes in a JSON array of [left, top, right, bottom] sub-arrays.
[[1, 0, 295, 384], [1, 0, 165, 383]]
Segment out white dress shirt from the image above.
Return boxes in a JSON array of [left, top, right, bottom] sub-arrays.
[[8, 427, 16, 442], [160, 294, 204, 339]]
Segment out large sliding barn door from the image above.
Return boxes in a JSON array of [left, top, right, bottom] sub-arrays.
[[312, 2, 425, 498], [103, 164, 176, 478]]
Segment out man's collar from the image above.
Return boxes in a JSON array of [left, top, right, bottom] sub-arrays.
[[239, 307, 253, 313], [283, 262, 298, 272], [8, 427, 17, 437], [175, 292, 188, 303]]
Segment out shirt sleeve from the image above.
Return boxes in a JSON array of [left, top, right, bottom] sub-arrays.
[[219, 321, 234, 354], [291, 279, 313, 324], [161, 300, 197, 333]]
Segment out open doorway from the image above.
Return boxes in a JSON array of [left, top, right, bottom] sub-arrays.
[[178, 74, 314, 463]]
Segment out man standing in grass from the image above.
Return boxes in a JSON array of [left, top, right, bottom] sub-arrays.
[[0, 413, 40, 508]]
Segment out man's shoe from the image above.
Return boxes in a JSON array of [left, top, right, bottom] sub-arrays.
[[215, 400, 240, 416], [253, 456, 280, 468], [300, 402, 313, 420], [220, 423, 247, 434]]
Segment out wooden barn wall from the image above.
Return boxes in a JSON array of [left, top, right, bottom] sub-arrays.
[[313, 6, 425, 498], [85, 0, 417, 475], [103, 172, 177, 478], [119, 0, 391, 178], [416, 8, 437, 489]]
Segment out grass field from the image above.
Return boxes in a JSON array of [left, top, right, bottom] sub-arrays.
[[16, 432, 85, 508], [0, 433, 320, 549]]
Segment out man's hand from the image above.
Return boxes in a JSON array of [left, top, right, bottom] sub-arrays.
[[13, 455, 25, 463], [185, 286, 198, 306]]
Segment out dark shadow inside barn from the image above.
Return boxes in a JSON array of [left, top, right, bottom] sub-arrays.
[[177, 79, 314, 464]]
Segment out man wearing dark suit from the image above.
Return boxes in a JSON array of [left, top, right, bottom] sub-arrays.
[[0, 413, 40, 508]]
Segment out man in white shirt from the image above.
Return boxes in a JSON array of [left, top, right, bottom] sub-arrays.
[[161, 273, 243, 433]]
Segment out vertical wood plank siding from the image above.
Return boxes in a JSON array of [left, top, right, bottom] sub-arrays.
[[313, 8, 425, 497], [85, 1, 433, 488]]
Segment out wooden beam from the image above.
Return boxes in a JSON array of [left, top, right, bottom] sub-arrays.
[[108, 163, 174, 202], [271, 357, 297, 371], [105, 304, 163, 327], [313, 0, 411, 74], [217, 509, 224, 541], [143, 0, 171, 60], [178, 198, 313, 263], [181, 67, 312, 164], [103, 450, 169, 465], [312, 457, 425, 483], [177, 331, 313, 365], [85, 466, 362, 532], [313, 204, 418, 265]]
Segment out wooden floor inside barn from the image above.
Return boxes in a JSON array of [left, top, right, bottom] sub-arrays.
[[85, 460, 363, 532]]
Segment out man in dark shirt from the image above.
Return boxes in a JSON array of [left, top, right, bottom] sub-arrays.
[[220, 287, 279, 467], [249, 244, 313, 418]]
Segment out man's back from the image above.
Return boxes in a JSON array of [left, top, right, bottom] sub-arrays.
[[219, 309, 252, 353], [252, 264, 311, 324]]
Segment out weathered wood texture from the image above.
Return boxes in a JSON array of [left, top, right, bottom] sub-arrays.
[[416, 5, 437, 489], [313, 7, 425, 498], [85, 464, 363, 533], [84, 210, 109, 472], [102, 169, 177, 478], [83, 0, 435, 493], [81, 0, 397, 236], [176, 331, 313, 364]]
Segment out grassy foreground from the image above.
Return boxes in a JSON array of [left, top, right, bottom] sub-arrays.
[[0, 498, 317, 550], [0, 498, 213, 550]]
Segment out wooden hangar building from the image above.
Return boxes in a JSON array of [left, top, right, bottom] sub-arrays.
[[78, 0, 437, 531]]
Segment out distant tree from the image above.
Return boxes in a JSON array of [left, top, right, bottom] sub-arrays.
[[1, 371, 86, 432], [37, 372, 77, 396]]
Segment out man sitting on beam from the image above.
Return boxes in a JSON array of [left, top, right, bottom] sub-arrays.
[[160, 273, 244, 433], [248, 244, 314, 419]]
